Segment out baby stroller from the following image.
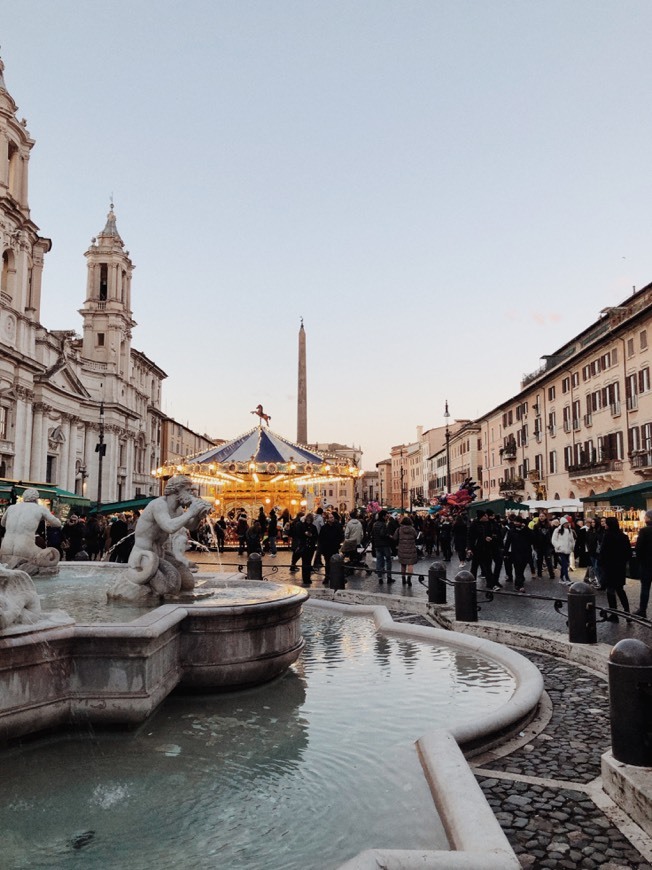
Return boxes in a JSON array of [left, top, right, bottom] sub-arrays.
[[341, 540, 373, 576]]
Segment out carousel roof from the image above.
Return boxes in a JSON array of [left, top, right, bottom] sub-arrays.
[[190, 427, 325, 466]]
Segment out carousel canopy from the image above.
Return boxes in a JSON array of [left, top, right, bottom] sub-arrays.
[[190, 427, 325, 466]]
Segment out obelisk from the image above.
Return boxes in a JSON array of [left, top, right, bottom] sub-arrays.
[[297, 318, 307, 444]]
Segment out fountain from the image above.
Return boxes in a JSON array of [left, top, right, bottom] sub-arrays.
[[0, 478, 543, 868], [0, 476, 308, 741]]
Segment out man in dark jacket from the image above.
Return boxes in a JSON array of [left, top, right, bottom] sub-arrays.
[[532, 516, 555, 580], [504, 516, 534, 592], [635, 510, 652, 617], [469, 512, 500, 589], [318, 511, 344, 584], [372, 510, 394, 584]]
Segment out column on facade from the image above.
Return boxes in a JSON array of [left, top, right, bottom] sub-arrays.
[[83, 424, 96, 502], [0, 131, 8, 189], [29, 403, 45, 481], [12, 396, 30, 479], [19, 151, 29, 211], [58, 416, 72, 491]]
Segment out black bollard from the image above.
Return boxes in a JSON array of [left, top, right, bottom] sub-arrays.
[[419, 562, 447, 604], [608, 639, 652, 767], [454, 570, 478, 622], [329, 554, 346, 591], [247, 552, 263, 580], [567, 581, 597, 644]]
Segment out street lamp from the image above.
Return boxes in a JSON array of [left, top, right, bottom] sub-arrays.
[[399, 447, 406, 511], [444, 400, 451, 493]]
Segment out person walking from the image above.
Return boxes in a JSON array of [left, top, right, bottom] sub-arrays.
[[312, 507, 325, 569], [452, 514, 468, 564], [532, 516, 555, 579], [236, 512, 248, 556], [299, 513, 319, 586], [318, 511, 344, 585], [266, 509, 278, 556], [551, 518, 576, 585], [504, 516, 534, 592], [394, 515, 418, 586], [372, 510, 394, 584], [599, 516, 631, 622], [634, 510, 652, 618], [586, 517, 605, 589]]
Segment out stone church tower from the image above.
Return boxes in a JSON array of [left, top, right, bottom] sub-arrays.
[[0, 55, 167, 503]]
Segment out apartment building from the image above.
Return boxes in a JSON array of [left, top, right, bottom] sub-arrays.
[[478, 286, 652, 502]]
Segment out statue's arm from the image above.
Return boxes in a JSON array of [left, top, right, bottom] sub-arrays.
[[44, 509, 62, 528], [150, 500, 206, 535]]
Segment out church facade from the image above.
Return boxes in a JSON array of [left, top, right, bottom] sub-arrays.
[[0, 56, 168, 504]]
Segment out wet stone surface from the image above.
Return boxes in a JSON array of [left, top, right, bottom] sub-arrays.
[[475, 649, 651, 869]]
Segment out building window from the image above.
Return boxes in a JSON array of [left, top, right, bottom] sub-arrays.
[[641, 330, 648, 350], [548, 385, 556, 401], [562, 377, 570, 394], [99, 263, 108, 301], [627, 337, 635, 357], [0, 406, 6, 439], [549, 450, 557, 473], [97, 332, 105, 347], [572, 372, 579, 388], [639, 367, 651, 393], [563, 445, 573, 470]]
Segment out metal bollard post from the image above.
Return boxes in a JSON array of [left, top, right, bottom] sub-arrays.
[[567, 581, 597, 644], [608, 639, 652, 767], [419, 562, 447, 604], [329, 554, 346, 591], [454, 570, 478, 622], [247, 552, 263, 580]]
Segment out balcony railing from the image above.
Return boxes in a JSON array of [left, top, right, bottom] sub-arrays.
[[610, 401, 622, 417], [631, 451, 652, 470], [501, 447, 517, 461], [499, 477, 525, 492], [583, 413, 593, 427], [626, 395, 638, 411], [568, 459, 623, 479], [563, 420, 571, 433]]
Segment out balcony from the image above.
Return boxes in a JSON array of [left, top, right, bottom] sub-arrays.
[[563, 420, 571, 433], [610, 401, 622, 417], [583, 413, 593, 427], [499, 477, 525, 494], [501, 446, 517, 461], [572, 418, 581, 431], [631, 451, 652, 479], [626, 394, 638, 411], [568, 458, 623, 485]]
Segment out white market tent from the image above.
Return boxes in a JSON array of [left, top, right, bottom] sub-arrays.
[[522, 499, 584, 514]]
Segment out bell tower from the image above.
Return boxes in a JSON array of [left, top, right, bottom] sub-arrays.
[[79, 203, 136, 378], [0, 54, 51, 324]]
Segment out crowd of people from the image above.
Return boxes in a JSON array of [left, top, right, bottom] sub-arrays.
[[2, 497, 649, 622], [195, 504, 651, 623]]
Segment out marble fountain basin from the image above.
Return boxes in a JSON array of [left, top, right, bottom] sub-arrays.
[[0, 567, 307, 742]]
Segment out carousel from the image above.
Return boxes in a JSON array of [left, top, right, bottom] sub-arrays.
[[154, 411, 363, 519]]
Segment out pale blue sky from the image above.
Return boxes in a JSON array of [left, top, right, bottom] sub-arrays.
[[3, 2, 652, 466]]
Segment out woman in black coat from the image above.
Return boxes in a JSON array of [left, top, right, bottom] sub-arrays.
[[598, 517, 631, 621]]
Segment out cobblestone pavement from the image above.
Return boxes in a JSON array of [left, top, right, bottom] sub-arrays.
[[194, 548, 652, 868]]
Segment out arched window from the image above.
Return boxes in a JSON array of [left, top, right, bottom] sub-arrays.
[[7, 141, 20, 199], [99, 263, 108, 300]]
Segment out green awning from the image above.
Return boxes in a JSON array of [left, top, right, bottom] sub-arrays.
[[90, 496, 156, 515], [581, 482, 652, 511], [0, 480, 90, 506]]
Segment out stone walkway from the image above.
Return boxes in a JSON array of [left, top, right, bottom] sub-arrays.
[[194, 548, 652, 869]]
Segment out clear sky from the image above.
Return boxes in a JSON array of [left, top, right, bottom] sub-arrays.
[[4, 2, 652, 467]]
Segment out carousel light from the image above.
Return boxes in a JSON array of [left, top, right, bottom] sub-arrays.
[[290, 499, 297, 506], [209, 463, 215, 471], [214, 499, 220, 506], [249, 462, 256, 471], [289, 462, 296, 471], [176, 465, 183, 472], [265, 498, 271, 504], [300, 499, 307, 507], [252, 473, 259, 483], [325, 464, 330, 472]]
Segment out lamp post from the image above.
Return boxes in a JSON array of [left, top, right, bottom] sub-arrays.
[[444, 400, 451, 493], [78, 464, 88, 497], [399, 448, 405, 511], [95, 401, 106, 507]]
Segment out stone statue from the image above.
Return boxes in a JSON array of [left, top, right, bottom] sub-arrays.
[[0, 564, 43, 630], [0, 487, 62, 576], [108, 475, 211, 602]]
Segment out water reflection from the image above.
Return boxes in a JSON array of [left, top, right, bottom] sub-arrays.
[[0, 609, 514, 870]]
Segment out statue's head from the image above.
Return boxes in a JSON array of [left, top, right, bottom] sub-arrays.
[[22, 488, 40, 503], [164, 475, 194, 499]]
